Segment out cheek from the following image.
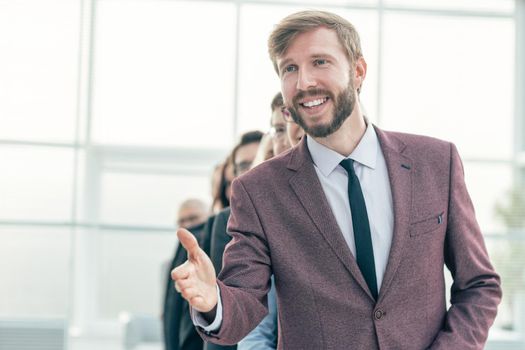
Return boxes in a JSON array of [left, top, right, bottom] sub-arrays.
[[281, 77, 295, 104], [272, 142, 280, 155], [278, 138, 288, 148]]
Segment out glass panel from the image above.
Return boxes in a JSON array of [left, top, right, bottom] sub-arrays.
[[463, 162, 513, 233], [0, 226, 71, 316], [450, 162, 520, 340], [0, 145, 75, 221], [99, 171, 211, 227], [97, 230, 175, 318], [485, 237, 525, 339], [237, 4, 379, 134], [92, 0, 236, 148], [384, 0, 514, 12], [0, 0, 79, 143], [381, 14, 514, 159]]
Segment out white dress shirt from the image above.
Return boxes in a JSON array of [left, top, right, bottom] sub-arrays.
[[306, 124, 394, 291], [196, 123, 395, 331]]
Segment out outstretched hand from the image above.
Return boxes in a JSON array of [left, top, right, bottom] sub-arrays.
[[171, 228, 218, 313]]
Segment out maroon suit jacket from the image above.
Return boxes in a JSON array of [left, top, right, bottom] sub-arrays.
[[197, 126, 501, 349]]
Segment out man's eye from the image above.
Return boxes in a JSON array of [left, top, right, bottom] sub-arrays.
[[284, 65, 297, 73], [314, 59, 327, 66]]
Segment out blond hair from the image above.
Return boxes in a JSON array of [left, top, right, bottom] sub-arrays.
[[268, 10, 363, 74]]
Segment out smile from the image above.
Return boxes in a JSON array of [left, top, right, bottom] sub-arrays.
[[300, 97, 329, 108]]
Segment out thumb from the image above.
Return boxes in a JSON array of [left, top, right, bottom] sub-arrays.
[[177, 228, 203, 260]]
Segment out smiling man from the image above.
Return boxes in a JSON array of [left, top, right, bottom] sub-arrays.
[[172, 11, 501, 349]]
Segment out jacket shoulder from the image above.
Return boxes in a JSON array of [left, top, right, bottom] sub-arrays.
[[234, 149, 294, 188], [380, 128, 454, 158]]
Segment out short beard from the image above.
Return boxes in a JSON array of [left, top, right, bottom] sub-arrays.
[[288, 83, 357, 138]]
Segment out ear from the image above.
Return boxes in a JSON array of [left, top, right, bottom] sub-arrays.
[[354, 57, 367, 92]]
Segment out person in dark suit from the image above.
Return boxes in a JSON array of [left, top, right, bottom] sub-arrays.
[[172, 10, 502, 349], [236, 93, 306, 350], [204, 209, 233, 350], [211, 158, 235, 215], [210, 97, 288, 276], [204, 130, 263, 350], [208, 93, 294, 350], [208, 208, 231, 276], [163, 199, 209, 350]]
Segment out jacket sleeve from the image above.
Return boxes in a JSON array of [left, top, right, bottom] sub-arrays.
[[429, 143, 502, 349], [195, 178, 273, 345]]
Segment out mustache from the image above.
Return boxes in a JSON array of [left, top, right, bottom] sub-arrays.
[[292, 89, 334, 107]]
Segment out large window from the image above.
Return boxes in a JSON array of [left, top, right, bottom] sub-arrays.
[[1, 0, 523, 349], [92, 0, 237, 148]]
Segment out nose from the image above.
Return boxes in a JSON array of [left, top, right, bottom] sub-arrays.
[[296, 67, 317, 91]]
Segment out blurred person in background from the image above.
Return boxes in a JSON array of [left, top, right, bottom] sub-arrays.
[[269, 92, 291, 156], [211, 158, 235, 214], [202, 131, 262, 266], [205, 130, 263, 350], [210, 163, 225, 214], [176, 199, 210, 229], [203, 159, 234, 256], [237, 93, 300, 350], [252, 92, 292, 166], [231, 131, 264, 178], [211, 96, 298, 349], [163, 199, 209, 350], [251, 133, 274, 167], [283, 106, 305, 147]]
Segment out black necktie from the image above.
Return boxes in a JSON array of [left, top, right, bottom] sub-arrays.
[[340, 159, 378, 300]]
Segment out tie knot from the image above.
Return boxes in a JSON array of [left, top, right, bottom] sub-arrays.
[[340, 158, 355, 175]]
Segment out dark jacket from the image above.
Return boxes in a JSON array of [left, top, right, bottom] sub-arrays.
[[163, 221, 208, 350]]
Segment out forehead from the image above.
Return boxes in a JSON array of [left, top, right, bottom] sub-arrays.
[[179, 205, 202, 216], [235, 142, 259, 161], [278, 27, 348, 66]]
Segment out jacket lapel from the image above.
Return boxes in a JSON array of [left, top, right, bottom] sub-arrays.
[[287, 138, 375, 300], [374, 126, 413, 302]]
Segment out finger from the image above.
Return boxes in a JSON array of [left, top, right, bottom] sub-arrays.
[[171, 262, 190, 281], [177, 228, 202, 259], [189, 296, 213, 313], [181, 287, 199, 301], [175, 278, 193, 291], [189, 295, 205, 306]]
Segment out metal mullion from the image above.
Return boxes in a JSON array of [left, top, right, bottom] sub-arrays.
[[0, 219, 174, 234], [0, 139, 82, 149], [376, 0, 384, 126], [98, 0, 378, 11], [232, 1, 241, 143], [515, 0, 525, 188], [70, 0, 99, 337], [462, 158, 514, 165], [382, 5, 513, 19], [105, 0, 515, 18], [66, 0, 90, 344]]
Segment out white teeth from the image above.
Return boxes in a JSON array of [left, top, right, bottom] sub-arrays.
[[303, 98, 326, 108]]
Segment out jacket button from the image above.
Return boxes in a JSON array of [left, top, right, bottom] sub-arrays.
[[374, 309, 385, 320]]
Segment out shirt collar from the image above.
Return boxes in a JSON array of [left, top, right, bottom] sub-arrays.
[[306, 123, 379, 177]]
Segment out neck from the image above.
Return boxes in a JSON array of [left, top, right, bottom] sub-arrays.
[[311, 104, 367, 157]]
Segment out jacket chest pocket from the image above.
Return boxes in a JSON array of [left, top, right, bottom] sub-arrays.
[[409, 211, 445, 237]]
